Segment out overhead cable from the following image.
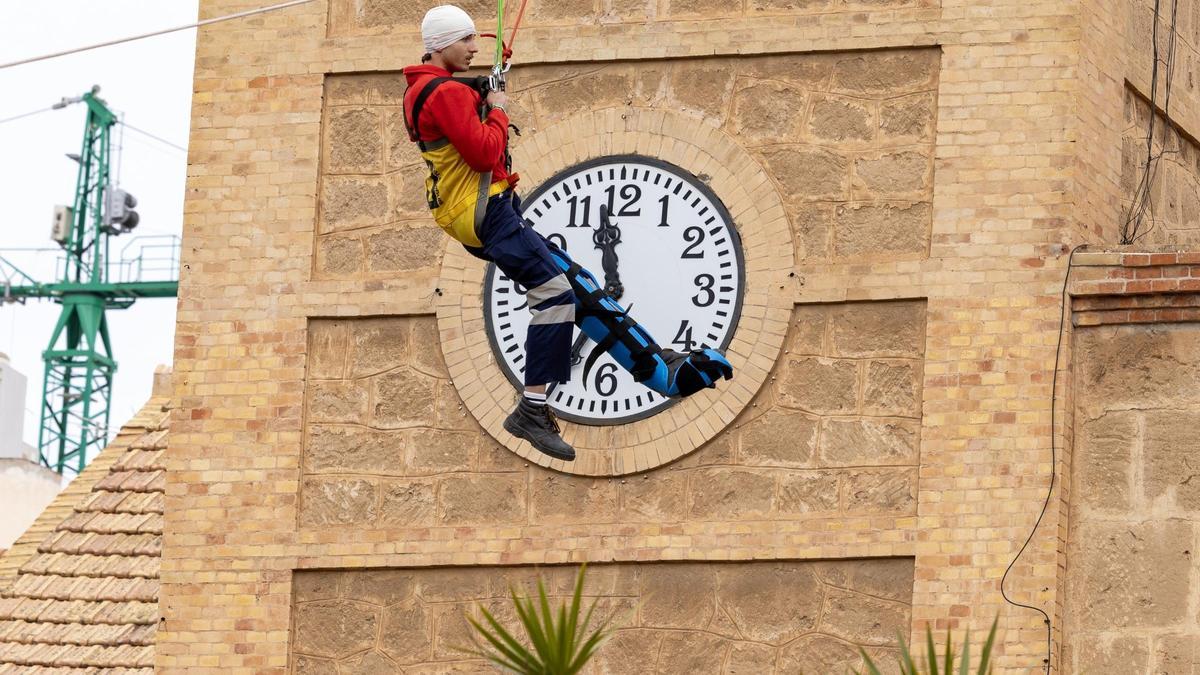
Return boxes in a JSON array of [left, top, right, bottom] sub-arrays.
[[120, 121, 187, 153], [0, 106, 54, 126], [0, 0, 316, 71]]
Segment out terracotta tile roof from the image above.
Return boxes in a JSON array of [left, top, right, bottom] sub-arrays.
[[0, 370, 169, 674]]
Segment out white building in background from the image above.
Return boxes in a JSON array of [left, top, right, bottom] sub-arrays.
[[0, 353, 61, 550]]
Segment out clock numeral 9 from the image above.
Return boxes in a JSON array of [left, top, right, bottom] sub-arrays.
[[593, 362, 618, 397], [546, 233, 567, 252], [604, 184, 642, 217], [681, 226, 705, 259], [672, 320, 696, 352], [692, 274, 715, 307]]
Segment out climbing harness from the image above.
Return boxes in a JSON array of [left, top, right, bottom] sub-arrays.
[[403, 76, 511, 247], [546, 244, 734, 398], [479, 0, 529, 174]]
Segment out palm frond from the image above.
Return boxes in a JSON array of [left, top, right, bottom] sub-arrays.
[[857, 616, 1000, 675], [459, 563, 622, 675]]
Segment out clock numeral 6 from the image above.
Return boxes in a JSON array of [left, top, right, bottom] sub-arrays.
[[593, 362, 618, 396], [681, 226, 705, 259], [692, 274, 715, 307]]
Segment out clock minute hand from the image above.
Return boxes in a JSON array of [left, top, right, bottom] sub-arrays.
[[594, 205, 624, 300]]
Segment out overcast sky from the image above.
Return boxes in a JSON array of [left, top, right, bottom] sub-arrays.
[[0, 2, 199, 462]]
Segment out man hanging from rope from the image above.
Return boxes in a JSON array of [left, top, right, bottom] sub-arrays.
[[403, 5, 733, 462]]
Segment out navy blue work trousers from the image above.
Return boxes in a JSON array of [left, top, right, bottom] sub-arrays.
[[465, 192, 576, 387]]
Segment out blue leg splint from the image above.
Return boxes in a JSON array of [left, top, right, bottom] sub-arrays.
[[546, 245, 734, 398]]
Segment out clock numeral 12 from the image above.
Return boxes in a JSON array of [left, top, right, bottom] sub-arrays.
[[658, 195, 670, 227], [604, 184, 642, 217], [567, 196, 591, 228]]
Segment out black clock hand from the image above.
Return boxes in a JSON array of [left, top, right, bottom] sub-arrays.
[[568, 330, 590, 366], [594, 205, 623, 300], [546, 331, 591, 397]]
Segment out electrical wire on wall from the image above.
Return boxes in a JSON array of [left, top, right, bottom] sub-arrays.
[[1001, 2, 1181, 669], [1123, 0, 1180, 245], [999, 245, 1084, 675]]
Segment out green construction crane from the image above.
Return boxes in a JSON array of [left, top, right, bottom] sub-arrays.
[[0, 86, 179, 475]]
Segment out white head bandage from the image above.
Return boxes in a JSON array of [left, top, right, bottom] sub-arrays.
[[421, 5, 477, 54]]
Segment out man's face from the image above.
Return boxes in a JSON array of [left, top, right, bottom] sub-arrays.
[[439, 34, 478, 72]]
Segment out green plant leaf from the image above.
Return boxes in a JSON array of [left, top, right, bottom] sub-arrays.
[[977, 617, 998, 675], [476, 605, 540, 671], [460, 604, 539, 674], [898, 628, 918, 675], [926, 624, 939, 675], [856, 647, 884, 675], [958, 627, 971, 675], [565, 564, 585, 659], [511, 586, 552, 667], [567, 609, 617, 675], [944, 626, 953, 675], [536, 576, 558, 666]]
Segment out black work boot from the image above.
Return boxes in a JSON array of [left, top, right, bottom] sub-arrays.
[[503, 398, 576, 461]]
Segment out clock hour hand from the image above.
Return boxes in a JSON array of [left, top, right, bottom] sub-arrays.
[[546, 331, 591, 397], [594, 205, 623, 300], [568, 330, 590, 366]]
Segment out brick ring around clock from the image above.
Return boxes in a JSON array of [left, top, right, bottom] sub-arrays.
[[436, 108, 794, 476]]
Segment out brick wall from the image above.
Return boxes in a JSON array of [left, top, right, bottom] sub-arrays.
[[166, 0, 1092, 671]]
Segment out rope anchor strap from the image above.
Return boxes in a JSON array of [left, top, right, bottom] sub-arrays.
[[484, 0, 528, 89]]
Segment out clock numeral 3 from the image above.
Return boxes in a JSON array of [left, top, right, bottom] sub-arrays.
[[692, 274, 716, 307], [681, 226, 705, 259], [672, 320, 697, 352]]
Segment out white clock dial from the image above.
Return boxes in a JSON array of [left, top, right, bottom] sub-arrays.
[[484, 156, 745, 425]]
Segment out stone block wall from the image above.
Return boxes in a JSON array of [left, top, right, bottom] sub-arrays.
[[1078, 0, 1200, 246], [1062, 249, 1200, 673], [298, 301, 924, 531], [315, 49, 938, 281], [291, 559, 914, 674], [1119, 88, 1200, 245]]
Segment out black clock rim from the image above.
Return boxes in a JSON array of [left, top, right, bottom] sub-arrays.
[[482, 153, 747, 427]]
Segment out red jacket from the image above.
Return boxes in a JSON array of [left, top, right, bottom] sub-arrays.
[[402, 65, 515, 187]]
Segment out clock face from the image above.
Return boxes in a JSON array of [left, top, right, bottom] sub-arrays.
[[483, 155, 745, 425]]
